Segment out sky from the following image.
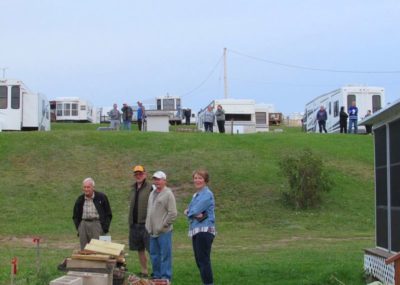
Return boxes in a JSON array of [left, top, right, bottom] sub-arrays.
[[1, 1, 400, 115]]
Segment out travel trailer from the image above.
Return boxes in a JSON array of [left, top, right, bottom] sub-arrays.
[[304, 86, 385, 133], [0, 79, 50, 131], [50, 97, 97, 123], [197, 99, 273, 133], [155, 95, 182, 124]]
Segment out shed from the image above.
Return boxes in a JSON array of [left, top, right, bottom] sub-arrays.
[[360, 98, 400, 284], [145, 110, 170, 132]]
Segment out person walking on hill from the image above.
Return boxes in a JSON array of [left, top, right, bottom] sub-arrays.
[[203, 106, 215, 133], [121, 103, 133, 131], [316, 106, 328, 133], [129, 165, 153, 277], [364, 109, 372, 134], [146, 171, 177, 281], [348, 101, 359, 134], [215, 105, 226, 134], [137, 101, 145, 131], [108, 103, 121, 130], [339, 106, 348, 133], [73, 177, 112, 250], [184, 169, 216, 285]]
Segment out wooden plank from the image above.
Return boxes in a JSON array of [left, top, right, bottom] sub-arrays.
[[90, 239, 125, 251], [66, 258, 111, 269], [84, 244, 121, 257], [71, 254, 111, 261]]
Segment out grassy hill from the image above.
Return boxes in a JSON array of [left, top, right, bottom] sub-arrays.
[[0, 124, 376, 284]]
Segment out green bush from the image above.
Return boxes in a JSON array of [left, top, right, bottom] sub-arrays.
[[279, 149, 332, 209]]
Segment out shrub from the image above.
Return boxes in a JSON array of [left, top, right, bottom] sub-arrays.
[[279, 149, 332, 209]]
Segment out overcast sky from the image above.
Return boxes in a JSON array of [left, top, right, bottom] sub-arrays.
[[1, 1, 399, 114]]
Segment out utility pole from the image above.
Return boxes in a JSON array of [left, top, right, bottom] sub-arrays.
[[223, 48, 228, 99], [1, 67, 8, 78]]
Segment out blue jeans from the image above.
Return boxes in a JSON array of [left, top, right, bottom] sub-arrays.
[[192, 232, 214, 285], [349, 119, 358, 134], [150, 231, 172, 280], [123, 120, 131, 130]]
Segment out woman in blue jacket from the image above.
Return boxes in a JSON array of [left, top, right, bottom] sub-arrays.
[[184, 169, 216, 285]]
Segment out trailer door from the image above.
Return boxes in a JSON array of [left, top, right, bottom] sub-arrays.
[[0, 85, 22, 130]]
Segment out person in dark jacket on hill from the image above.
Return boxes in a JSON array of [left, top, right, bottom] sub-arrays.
[[73, 177, 112, 249], [316, 106, 328, 133], [339, 106, 348, 133], [129, 165, 153, 277]]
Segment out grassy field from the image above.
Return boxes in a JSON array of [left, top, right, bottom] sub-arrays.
[[0, 124, 376, 284]]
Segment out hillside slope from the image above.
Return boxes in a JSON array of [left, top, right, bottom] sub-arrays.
[[0, 125, 376, 284]]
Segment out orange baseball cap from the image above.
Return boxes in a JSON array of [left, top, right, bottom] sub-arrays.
[[132, 165, 145, 172]]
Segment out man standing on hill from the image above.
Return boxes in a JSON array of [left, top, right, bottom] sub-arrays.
[[129, 165, 153, 277], [316, 106, 328, 133], [348, 101, 359, 134], [108, 103, 121, 130], [146, 171, 177, 281], [73, 178, 112, 250], [121, 103, 133, 131], [137, 101, 145, 131]]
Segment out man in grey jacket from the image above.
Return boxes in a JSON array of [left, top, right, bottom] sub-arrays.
[[146, 171, 177, 281]]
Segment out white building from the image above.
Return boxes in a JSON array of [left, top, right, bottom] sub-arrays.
[[51, 97, 98, 123], [197, 98, 274, 133], [0, 79, 50, 131]]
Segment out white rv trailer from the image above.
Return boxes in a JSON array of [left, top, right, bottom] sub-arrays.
[[197, 98, 272, 133], [155, 95, 182, 124], [304, 86, 385, 133], [51, 97, 97, 123], [0, 79, 50, 131]]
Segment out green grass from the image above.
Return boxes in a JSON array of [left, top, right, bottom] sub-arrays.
[[0, 124, 375, 284]]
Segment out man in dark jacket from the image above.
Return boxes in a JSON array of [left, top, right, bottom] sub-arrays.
[[129, 165, 153, 277], [316, 106, 328, 133], [73, 177, 112, 249]]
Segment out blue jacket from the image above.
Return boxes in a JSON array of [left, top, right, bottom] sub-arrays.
[[187, 186, 215, 231], [316, 110, 327, 121]]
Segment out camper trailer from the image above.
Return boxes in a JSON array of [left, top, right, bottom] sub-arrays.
[[304, 86, 385, 133], [197, 99, 272, 133], [155, 95, 182, 124], [50, 97, 97, 123], [0, 79, 50, 131]]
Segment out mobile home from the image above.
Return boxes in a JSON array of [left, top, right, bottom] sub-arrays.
[[0, 79, 50, 131], [304, 86, 385, 133], [197, 99, 272, 133], [155, 95, 182, 124], [50, 97, 97, 123]]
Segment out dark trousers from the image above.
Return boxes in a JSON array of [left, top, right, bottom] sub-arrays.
[[318, 120, 327, 133], [340, 122, 347, 133], [365, 125, 372, 134], [138, 119, 143, 131], [217, 120, 225, 133], [192, 232, 214, 285], [204, 122, 213, 132]]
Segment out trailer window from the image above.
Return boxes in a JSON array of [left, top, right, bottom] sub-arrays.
[[56, 103, 63, 116], [225, 114, 251, 121], [11, 86, 20, 109], [333, 101, 339, 117], [157, 99, 161, 110], [0, 86, 7, 109], [347, 95, 356, 109], [162, 99, 175, 111], [372, 95, 382, 113], [72, 103, 78, 116], [255, 112, 267, 124], [328, 102, 332, 115], [64, 103, 71, 116]]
